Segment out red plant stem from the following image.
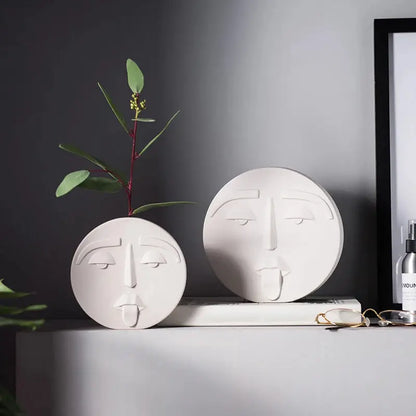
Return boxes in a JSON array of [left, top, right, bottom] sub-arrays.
[[127, 115, 139, 216]]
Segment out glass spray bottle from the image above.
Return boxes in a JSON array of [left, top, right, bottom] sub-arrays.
[[401, 219, 416, 316]]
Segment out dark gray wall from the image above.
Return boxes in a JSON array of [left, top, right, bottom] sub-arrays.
[[3, 0, 416, 320]]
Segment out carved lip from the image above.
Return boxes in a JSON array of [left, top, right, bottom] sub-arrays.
[[113, 293, 145, 310], [256, 267, 290, 277], [256, 255, 290, 277]]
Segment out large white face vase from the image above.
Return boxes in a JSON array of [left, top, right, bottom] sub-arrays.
[[203, 168, 343, 303], [71, 218, 186, 329]]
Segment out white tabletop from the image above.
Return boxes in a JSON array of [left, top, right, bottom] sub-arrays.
[[16, 322, 415, 416]]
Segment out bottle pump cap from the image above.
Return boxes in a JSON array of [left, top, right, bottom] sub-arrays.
[[406, 219, 416, 253], [409, 220, 416, 239]]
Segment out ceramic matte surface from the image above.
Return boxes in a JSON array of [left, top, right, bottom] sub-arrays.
[[71, 218, 186, 329], [203, 167, 343, 302]]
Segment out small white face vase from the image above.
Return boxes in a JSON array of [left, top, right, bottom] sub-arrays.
[[203, 168, 343, 303], [71, 218, 186, 329]]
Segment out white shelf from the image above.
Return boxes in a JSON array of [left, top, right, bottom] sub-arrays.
[[16, 322, 416, 416]]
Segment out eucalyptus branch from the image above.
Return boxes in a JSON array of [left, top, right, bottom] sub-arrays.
[[55, 58, 194, 215]]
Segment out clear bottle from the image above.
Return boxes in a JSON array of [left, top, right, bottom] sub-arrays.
[[401, 219, 416, 319]]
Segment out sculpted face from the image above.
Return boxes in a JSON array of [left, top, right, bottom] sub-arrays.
[[203, 168, 343, 302], [71, 218, 186, 329]]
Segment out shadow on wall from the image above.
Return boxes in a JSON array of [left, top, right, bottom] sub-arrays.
[[316, 189, 377, 308]]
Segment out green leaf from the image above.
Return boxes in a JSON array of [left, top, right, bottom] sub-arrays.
[[126, 58, 144, 93], [0, 316, 45, 330], [97, 82, 130, 135], [131, 118, 156, 123], [55, 170, 90, 197], [58, 144, 127, 185], [0, 280, 46, 331], [78, 177, 122, 193], [0, 385, 24, 416], [0, 280, 30, 299], [0, 280, 14, 294], [0, 304, 47, 316], [139, 110, 180, 156], [132, 201, 196, 215]]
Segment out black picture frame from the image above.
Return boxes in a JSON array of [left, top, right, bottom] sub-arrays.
[[374, 18, 416, 309]]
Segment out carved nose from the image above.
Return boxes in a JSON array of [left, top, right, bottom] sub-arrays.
[[263, 197, 277, 251], [124, 243, 137, 288]]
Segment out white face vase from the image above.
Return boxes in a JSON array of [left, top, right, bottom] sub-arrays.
[[203, 168, 343, 303], [71, 218, 186, 329]]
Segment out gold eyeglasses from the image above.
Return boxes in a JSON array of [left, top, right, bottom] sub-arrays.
[[315, 308, 416, 329]]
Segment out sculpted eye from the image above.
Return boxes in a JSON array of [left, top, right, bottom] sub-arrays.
[[140, 250, 167, 268], [225, 207, 256, 226], [284, 206, 315, 225], [88, 252, 116, 269]]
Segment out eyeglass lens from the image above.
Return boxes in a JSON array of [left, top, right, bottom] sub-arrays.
[[379, 310, 416, 324], [324, 309, 363, 325]]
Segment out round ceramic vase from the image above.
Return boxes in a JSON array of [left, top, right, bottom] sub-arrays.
[[71, 217, 186, 329], [203, 167, 344, 303]]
